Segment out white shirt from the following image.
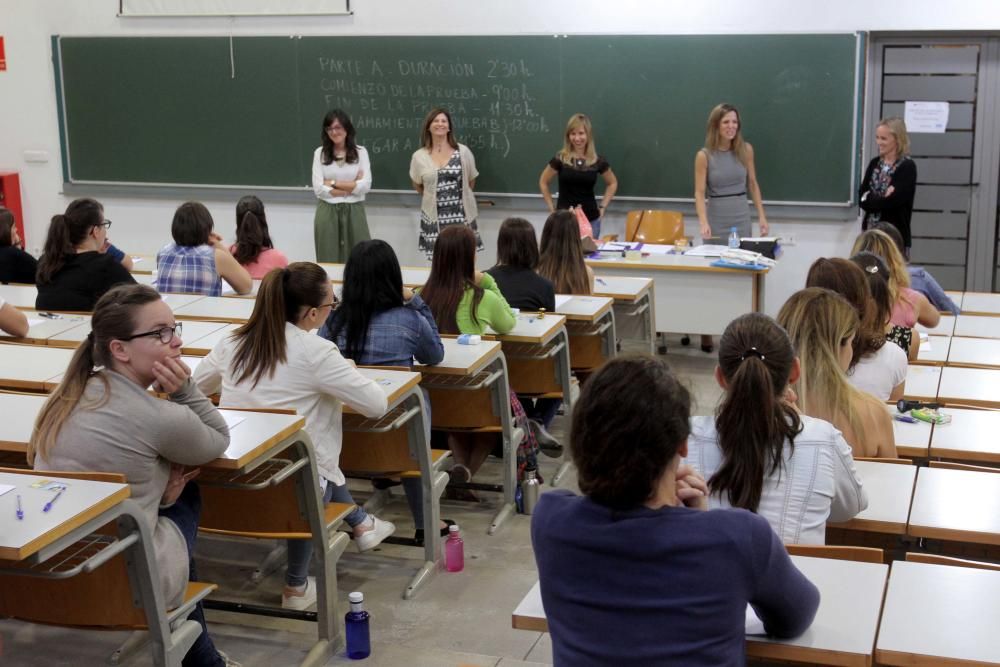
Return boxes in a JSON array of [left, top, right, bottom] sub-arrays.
[[685, 414, 868, 545], [194, 322, 387, 485], [847, 341, 908, 401], [312, 145, 373, 204]]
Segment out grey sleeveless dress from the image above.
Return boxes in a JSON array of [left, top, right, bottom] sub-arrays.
[[705, 149, 752, 239]]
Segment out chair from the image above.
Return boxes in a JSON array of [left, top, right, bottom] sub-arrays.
[[905, 552, 1000, 572], [624, 210, 684, 244], [929, 460, 1000, 473], [785, 544, 884, 564]]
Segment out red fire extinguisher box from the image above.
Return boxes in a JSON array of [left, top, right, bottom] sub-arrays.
[[0, 172, 26, 245]]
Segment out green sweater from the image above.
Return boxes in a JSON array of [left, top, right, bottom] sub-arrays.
[[457, 273, 517, 335]]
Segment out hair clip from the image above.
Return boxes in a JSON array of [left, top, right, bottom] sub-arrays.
[[864, 264, 878, 274], [740, 347, 765, 362]]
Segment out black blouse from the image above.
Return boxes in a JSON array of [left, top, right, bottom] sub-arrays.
[[550, 155, 610, 222], [859, 156, 917, 248]]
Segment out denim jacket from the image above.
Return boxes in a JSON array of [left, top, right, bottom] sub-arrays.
[[318, 293, 445, 368], [908, 266, 960, 314]]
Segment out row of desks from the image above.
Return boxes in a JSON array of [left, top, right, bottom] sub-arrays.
[[512, 556, 1000, 666], [903, 363, 1000, 409]]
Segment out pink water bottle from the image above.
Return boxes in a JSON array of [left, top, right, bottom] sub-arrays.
[[445, 524, 464, 572]]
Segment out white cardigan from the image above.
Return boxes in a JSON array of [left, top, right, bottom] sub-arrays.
[[311, 146, 373, 205], [194, 322, 387, 485], [408, 143, 479, 223], [685, 414, 868, 545]]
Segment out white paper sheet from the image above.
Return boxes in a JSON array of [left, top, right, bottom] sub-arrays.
[[221, 412, 246, 430], [554, 295, 572, 310], [684, 244, 729, 257], [0, 483, 15, 497], [745, 604, 766, 635], [905, 101, 949, 133]]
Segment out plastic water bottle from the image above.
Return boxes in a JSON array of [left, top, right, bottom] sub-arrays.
[[345, 591, 371, 659], [521, 466, 541, 515], [445, 524, 464, 572], [728, 227, 740, 249]]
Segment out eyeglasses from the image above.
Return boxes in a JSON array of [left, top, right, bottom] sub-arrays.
[[325, 125, 345, 133], [95, 219, 113, 229], [316, 301, 337, 309], [120, 322, 183, 344]]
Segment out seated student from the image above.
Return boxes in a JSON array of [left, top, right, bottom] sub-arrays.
[[230, 195, 288, 280], [419, 225, 540, 490], [533, 355, 820, 666], [0, 206, 39, 284], [0, 295, 29, 337], [537, 210, 595, 295], [685, 312, 867, 545], [35, 198, 136, 311], [194, 262, 393, 611], [871, 220, 960, 314], [28, 284, 236, 667], [318, 239, 451, 545], [155, 202, 252, 296], [852, 229, 939, 358], [807, 256, 906, 402], [777, 287, 896, 458], [485, 217, 561, 454]]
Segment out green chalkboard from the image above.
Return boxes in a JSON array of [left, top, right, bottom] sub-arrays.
[[55, 34, 860, 203]]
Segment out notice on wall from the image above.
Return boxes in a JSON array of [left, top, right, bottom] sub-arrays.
[[0, 37, 6, 72], [904, 101, 949, 133]]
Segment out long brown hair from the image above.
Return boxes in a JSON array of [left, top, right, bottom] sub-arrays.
[[232, 195, 274, 265], [419, 107, 458, 151], [421, 225, 482, 334], [806, 257, 885, 367], [37, 198, 104, 285], [0, 207, 16, 247], [538, 210, 591, 295], [230, 262, 330, 388], [28, 284, 161, 464], [711, 313, 802, 512], [704, 103, 749, 166]]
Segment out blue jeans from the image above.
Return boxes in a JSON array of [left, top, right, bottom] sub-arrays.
[[158, 482, 225, 667], [590, 216, 602, 240], [523, 397, 561, 428]]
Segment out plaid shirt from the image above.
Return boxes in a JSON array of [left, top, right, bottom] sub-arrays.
[[155, 243, 222, 296]]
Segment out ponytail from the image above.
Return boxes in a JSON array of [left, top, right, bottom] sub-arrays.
[[232, 210, 273, 265], [710, 313, 802, 512], [36, 198, 105, 285], [231, 262, 328, 388]]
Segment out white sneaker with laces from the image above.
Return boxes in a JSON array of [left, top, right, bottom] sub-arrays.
[[354, 515, 396, 553], [281, 575, 317, 611]]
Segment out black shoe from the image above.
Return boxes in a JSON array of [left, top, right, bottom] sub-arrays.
[[701, 343, 714, 353], [372, 477, 402, 490], [529, 419, 563, 457], [681, 336, 691, 346], [448, 464, 472, 485], [414, 519, 456, 547]]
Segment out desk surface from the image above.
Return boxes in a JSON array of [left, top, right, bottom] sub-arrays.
[[908, 466, 1000, 546], [0, 392, 49, 453], [946, 335, 1000, 368], [180, 323, 240, 356], [209, 410, 306, 470], [172, 296, 256, 323], [915, 334, 950, 365], [45, 354, 203, 389], [587, 252, 771, 275], [0, 283, 39, 310], [513, 555, 888, 664], [322, 263, 430, 288], [961, 291, 1000, 316], [0, 344, 76, 390], [903, 365, 941, 401], [892, 414, 933, 458], [916, 314, 956, 336], [930, 407, 1000, 464], [954, 314, 1000, 339], [0, 312, 90, 346], [0, 470, 131, 561], [491, 313, 567, 345], [129, 254, 156, 274], [343, 368, 422, 414], [414, 338, 502, 377], [159, 293, 207, 310], [554, 294, 614, 321], [937, 365, 1000, 408], [829, 460, 916, 534], [877, 560, 1000, 665], [944, 290, 965, 311], [592, 275, 652, 302]]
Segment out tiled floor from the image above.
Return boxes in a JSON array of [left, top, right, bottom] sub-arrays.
[[0, 336, 722, 666]]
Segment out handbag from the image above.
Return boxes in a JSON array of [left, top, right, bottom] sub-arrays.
[[574, 206, 593, 239]]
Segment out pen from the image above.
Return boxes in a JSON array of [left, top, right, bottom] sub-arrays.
[[43, 488, 64, 513], [596, 278, 607, 285], [16, 494, 23, 520]]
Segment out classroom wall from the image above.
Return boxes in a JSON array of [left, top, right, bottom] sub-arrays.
[[2, 1, 1000, 314]]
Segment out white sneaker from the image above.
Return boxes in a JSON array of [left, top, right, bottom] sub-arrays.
[[354, 515, 396, 553], [217, 650, 242, 667], [281, 576, 317, 611]]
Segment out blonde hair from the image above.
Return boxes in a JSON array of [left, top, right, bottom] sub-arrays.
[[557, 113, 598, 167], [538, 210, 592, 295], [878, 117, 910, 157], [704, 103, 749, 166], [851, 229, 910, 297], [776, 288, 865, 435]]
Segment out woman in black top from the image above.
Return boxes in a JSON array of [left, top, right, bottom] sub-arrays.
[[539, 114, 618, 240], [0, 206, 38, 284], [35, 198, 136, 311], [860, 117, 917, 257]]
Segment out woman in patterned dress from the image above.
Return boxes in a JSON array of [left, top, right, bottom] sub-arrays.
[[409, 107, 481, 259]]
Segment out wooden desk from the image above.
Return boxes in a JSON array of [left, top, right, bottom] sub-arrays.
[[44, 318, 230, 354], [828, 460, 917, 535], [877, 560, 1000, 665], [893, 414, 933, 459], [0, 283, 39, 310], [0, 312, 90, 347], [221, 279, 262, 298], [209, 410, 306, 470], [930, 407, 1000, 464], [180, 323, 240, 356], [908, 466, 1000, 546], [903, 365, 941, 402], [954, 314, 1000, 339], [937, 366, 1000, 408], [414, 338, 502, 377], [172, 295, 256, 323], [128, 253, 156, 274], [946, 335, 1000, 369], [0, 344, 75, 391], [556, 294, 617, 372], [158, 292, 207, 310], [322, 263, 430, 288], [916, 314, 955, 336], [913, 334, 950, 366], [513, 555, 889, 667], [593, 275, 655, 354], [944, 290, 965, 312], [961, 291, 1000, 316], [586, 252, 767, 335], [490, 312, 566, 345]]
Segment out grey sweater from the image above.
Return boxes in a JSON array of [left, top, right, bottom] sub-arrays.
[[35, 371, 229, 607]]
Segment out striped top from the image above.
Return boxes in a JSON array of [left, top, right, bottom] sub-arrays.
[[155, 243, 222, 296]]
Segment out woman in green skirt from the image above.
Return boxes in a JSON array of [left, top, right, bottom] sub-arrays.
[[311, 109, 372, 262]]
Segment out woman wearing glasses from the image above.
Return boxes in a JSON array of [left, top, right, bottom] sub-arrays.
[[29, 284, 238, 666], [35, 198, 137, 311], [194, 262, 394, 611]]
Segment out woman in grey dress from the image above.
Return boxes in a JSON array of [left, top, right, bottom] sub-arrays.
[[692, 104, 770, 352]]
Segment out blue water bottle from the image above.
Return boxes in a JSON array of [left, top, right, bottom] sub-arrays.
[[728, 227, 740, 249], [345, 591, 371, 659]]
